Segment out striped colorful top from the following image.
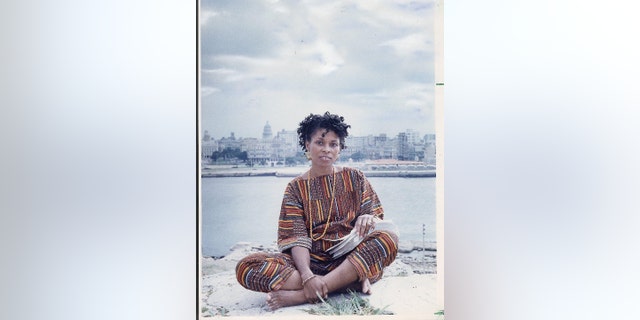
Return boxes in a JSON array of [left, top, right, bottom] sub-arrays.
[[277, 167, 384, 261]]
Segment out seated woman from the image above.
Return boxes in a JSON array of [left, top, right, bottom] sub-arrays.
[[235, 111, 398, 310]]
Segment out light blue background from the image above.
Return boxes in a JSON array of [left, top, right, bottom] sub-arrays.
[[1, 1, 639, 320]]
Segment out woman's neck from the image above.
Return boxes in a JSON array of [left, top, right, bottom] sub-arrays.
[[309, 165, 334, 178]]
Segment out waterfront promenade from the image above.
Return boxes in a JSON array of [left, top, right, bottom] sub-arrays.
[[201, 163, 436, 178]]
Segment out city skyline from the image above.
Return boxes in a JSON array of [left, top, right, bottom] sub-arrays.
[[200, 0, 436, 139], [201, 121, 434, 141], [201, 120, 436, 165]]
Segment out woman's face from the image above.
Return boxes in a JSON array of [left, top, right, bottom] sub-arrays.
[[306, 129, 341, 168]]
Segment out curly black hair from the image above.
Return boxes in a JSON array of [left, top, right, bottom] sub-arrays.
[[297, 111, 351, 152]]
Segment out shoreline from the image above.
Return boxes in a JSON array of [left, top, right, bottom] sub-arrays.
[[201, 165, 436, 178], [202, 171, 436, 178]]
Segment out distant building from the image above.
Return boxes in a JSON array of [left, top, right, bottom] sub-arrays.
[[202, 130, 211, 141], [425, 141, 436, 165], [397, 132, 415, 161], [275, 129, 299, 157], [202, 143, 217, 159], [219, 132, 241, 151], [201, 131, 218, 163], [424, 134, 436, 143], [406, 129, 421, 144], [373, 134, 387, 146], [201, 126, 435, 165], [343, 136, 366, 158], [262, 122, 273, 140], [244, 138, 271, 165], [424, 134, 436, 165]]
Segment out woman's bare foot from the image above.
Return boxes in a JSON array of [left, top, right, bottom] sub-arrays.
[[266, 290, 307, 310], [361, 278, 372, 294], [338, 278, 372, 295]]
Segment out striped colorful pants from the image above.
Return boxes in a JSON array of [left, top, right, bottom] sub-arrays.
[[235, 230, 398, 292]]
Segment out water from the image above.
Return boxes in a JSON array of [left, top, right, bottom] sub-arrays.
[[201, 176, 436, 257]]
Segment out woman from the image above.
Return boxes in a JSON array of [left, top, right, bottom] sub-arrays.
[[235, 111, 398, 310]]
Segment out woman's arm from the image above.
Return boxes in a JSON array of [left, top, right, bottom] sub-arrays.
[[354, 172, 384, 237], [291, 246, 313, 279], [277, 181, 312, 252], [291, 246, 328, 302]]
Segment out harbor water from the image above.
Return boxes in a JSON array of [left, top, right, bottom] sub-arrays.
[[201, 175, 436, 257]]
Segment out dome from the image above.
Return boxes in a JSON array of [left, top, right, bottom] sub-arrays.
[[262, 121, 272, 140]]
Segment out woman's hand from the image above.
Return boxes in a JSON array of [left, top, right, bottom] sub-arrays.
[[354, 214, 380, 238], [302, 275, 328, 303]]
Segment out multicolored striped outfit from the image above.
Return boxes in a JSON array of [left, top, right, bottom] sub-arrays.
[[236, 167, 398, 292]]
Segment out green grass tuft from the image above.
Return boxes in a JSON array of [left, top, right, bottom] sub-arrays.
[[303, 290, 393, 316]]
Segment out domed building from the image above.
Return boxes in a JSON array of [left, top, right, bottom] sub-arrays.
[[262, 121, 272, 140]]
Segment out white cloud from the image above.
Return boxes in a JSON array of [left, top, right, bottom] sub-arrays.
[[199, 9, 227, 27], [200, 0, 436, 138], [203, 67, 252, 83], [381, 33, 432, 57], [353, 0, 433, 30], [201, 86, 220, 97], [301, 39, 345, 76]]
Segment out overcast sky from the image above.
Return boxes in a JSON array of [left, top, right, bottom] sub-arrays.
[[200, 0, 435, 139]]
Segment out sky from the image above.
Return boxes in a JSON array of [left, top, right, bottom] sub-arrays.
[[200, 0, 436, 139]]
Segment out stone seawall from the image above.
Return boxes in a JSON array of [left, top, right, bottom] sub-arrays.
[[201, 170, 435, 178]]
